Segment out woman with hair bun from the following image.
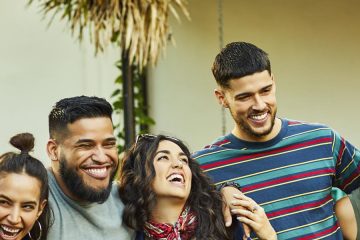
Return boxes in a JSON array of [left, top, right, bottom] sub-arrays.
[[0, 133, 52, 240]]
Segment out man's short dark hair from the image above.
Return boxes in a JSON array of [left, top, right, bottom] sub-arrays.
[[49, 96, 113, 141], [212, 42, 271, 88]]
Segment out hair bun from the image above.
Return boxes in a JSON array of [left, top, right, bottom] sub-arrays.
[[9, 133, 35, 153]]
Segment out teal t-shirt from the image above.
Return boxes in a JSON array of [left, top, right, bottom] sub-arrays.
[[331, 187, 347, 202]]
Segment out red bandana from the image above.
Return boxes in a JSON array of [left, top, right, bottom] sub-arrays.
[[144, 206, 197, 240]]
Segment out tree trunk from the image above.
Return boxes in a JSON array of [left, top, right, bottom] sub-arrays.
[[122, 50, 135, 149]]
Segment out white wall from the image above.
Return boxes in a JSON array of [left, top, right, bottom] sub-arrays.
[[1, 0, 360, 164], [0, 1, 119, 165], [149, 0, 360, 152]]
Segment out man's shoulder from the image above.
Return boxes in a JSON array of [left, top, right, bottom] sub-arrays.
[[285, 118, 330, 129], [192, 135, 231, 160], [284, 118, 333, 135]]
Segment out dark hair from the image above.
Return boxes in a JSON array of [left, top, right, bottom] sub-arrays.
[[212, 41, 271, 88], [0, 133, 52, 240], [48, 96, 113, 141], [119, 135, 231, 239]]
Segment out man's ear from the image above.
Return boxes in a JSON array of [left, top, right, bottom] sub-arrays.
[[271, 73, 276, 92], [214, 89, 229, 108], [47, 139, 59, 162]]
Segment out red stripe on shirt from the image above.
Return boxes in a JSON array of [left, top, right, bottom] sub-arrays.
[[242, 168, 334, 192], [297, 223, 340, 240], [266, 195, 332, 218], [201, 137, 332, 170]]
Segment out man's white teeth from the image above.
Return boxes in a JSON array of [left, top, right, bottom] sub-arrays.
[[167, 174, 184, 183], [1, 225, 20, 233], [86, 168, 106, 174], [251, 112, 267, 120]]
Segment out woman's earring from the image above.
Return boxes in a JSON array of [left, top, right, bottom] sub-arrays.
[[28, 220, 42, 240]]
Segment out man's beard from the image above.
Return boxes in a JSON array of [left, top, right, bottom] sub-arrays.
[[231, 108, 277, 139], [59, 155, 116, 203]]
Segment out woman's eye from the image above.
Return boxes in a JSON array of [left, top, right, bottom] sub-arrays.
[[180, 158, 189, 164], [23, 205, 35, 211], [158, 156, 168, 161]]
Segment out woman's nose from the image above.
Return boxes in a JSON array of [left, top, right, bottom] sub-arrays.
[[7, 207, 21, 225]]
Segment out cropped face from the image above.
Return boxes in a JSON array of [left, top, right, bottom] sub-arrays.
[[151, 140, 192, 201], [216, 70, 277, 141], [50, 117, 118, 202], [0, 173, 46, 240]]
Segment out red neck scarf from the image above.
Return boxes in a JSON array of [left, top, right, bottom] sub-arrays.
[[144, 206, 197, 240]]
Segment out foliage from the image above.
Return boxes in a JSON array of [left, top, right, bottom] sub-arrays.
[[29, 0, 190, 70], [29, 0, 190, 151], [111, 61, 155, 153]]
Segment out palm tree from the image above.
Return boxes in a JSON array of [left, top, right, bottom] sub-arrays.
[[29, 0, 190, 148]]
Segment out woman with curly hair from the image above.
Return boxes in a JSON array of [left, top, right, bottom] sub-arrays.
[[0, 133, 52, 240], [118, 134, 275, 240]]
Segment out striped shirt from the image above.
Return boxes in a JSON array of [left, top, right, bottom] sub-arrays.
[[193, 118, 360, 239]]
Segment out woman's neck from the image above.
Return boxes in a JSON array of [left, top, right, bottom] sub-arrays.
[[151, 198, 186, 224]]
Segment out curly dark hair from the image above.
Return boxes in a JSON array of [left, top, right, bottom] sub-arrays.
[[118, 135, 232, 239], [0, 133, 52, 240]]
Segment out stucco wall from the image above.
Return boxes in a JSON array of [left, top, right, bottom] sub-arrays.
[[0, 1, 118, 165], [149, 0, 360, 152]]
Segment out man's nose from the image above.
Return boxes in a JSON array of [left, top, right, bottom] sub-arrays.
[[252, 95, 266, 111], [91, 147, 108, 163]]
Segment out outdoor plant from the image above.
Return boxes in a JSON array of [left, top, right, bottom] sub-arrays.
[[29, 0, 190, 150], [29, 0, 190, 67], [111, 61, 155, 153]]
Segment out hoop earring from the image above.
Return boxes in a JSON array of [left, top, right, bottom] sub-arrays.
[[28, 220, 42, 240]]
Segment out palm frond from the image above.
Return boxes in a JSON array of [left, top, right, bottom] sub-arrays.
[[31, 0, 190, 70]]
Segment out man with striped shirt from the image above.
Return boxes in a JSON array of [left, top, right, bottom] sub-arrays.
[[193, 42, 360, 239]]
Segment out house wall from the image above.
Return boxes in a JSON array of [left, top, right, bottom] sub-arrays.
[[0, 1, 119, 164], [149, 0, 360, 152], [1, 0, 359, 165]]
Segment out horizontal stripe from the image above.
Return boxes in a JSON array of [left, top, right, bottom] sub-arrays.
[[268, 196, 333, 220], [242, 169, 334, 192], [246, 173, 333, 194], [283, 127, 330, 140], [260, 187, 331, 208], [203, 138, 332, 171], [297, 224, 340, 240], [214, 157, 333, 185]]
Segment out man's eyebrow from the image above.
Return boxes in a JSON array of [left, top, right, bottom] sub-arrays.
[[261, 83, 273, 90], [75, 139, 95, 144], [104, 137, 117, 142]]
